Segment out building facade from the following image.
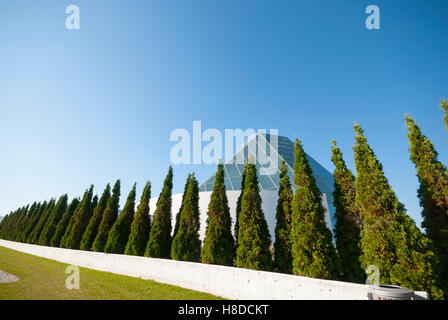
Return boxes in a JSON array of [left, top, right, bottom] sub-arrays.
[[149, 133, 336, 242]]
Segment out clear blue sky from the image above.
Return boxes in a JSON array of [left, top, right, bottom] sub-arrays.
[[1, 1, 447, 229]]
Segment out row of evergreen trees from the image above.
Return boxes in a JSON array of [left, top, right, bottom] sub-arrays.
[[329, 101, 448, 300], [1, 100, 447, 299]]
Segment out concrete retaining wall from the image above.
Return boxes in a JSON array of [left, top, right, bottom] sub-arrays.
[[0, 240, 428, 300]]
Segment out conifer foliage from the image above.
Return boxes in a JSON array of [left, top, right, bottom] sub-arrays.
[[29, 199, 56, 244], [290, 139, 339, 279], [173, 174, 190, 240], [273, 160, 294, 274], [60, 205, 77, 248], [145, 167, 173, 258], [104, 183, 136, 254], [27, 202, 48, 243], [38, 195, 68, 246], [15, 203, 39, 242], [51, 198, 80, 247], [405, 116, 448, 292], [236, 163, 273, 271], [92, 180, 121, 252], [171, 174, 201, 262], [10, 205, 31, 242], [91, 195, 98, 214], [125, 181, 151, 256], [354, 124, 443, 299], [234, 166, 247, 247], [65, 185, 94, 249], [331, 141, 364, 283], [80, 184, 111, 251], [0, 206, 29, 240], [441, 99, 448, 134], [201, 163, 235, 266]]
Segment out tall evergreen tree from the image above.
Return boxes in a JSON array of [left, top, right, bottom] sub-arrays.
[[145, 167, 173, 258], [89, 194, 98, 229], [201, 163, 235, 266], [3, 207, 18, 239], [235, 165, 247, 247], [394, 209, 444, 299], [125, 182, 151, 256], [105, 184, 136, 254], [91, 195, 98, 212], [0, 211, 15, 239], [0, 214, 8, 235], [290, 139, 339, 279], [38, 195, 68, 246], [4, 211, 19, 238], [0, 211, 20, 239], [80, 184, 111, 251], [24, 202, 47, 243], [236, 163, 273, 271], [405, 116, 448, 292], [5, 209, 23, 240], [51, 198, 80, 247], [0, 212, 11, 237], [0, 214, 8, 237], [441, 99, 448, 134], [17, 206, 30, 237], [273, 160, 294, 274], [60, 204, 78, 248], [331, 141, 364, 283], [0, 211, 12, 239], [354, 124, 443, 299], [65, 185, 94, 249], [92, 180, 121, 252], [0, 214, 7, 234], [173, 174, 191, 240], [13, 204, 34, 242], [171, 174, 201, 262], [3, 207, 26, 240], [16, 202, 39, 242], [29, 199, 56, 244]]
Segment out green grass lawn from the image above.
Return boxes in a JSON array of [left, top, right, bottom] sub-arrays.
[[0, 246, 223, 300]]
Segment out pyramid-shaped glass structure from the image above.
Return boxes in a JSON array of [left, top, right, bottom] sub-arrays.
[[199, 133, 336, 230]]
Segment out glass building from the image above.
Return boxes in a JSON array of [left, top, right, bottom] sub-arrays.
[[199, 133, 336, 232], [150, 133, 336, 241]]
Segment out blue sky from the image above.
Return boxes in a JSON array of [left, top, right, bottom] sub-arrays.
[[0, 0, 447, 229]]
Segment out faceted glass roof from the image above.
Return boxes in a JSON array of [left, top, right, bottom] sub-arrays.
[[199, 133, 336, 228]]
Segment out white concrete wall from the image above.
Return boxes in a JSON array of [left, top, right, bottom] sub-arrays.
[[0, 240, 429, 300], [149, 190, 334, 242]]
